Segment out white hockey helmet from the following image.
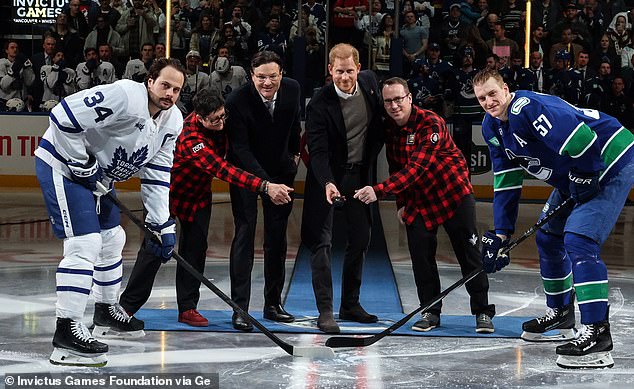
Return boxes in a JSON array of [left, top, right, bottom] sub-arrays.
[[5, 97, 25, 112], [41, 100, 59, 112]]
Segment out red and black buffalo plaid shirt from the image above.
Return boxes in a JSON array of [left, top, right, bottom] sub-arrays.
[[170, 113, 263, 222], [373, 105, 472, 230]]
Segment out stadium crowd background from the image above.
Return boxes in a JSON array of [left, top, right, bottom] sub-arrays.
[[1, 0, 634, 134]]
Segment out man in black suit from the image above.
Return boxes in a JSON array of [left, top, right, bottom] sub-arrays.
[[29, 34, 58, 111], [301, 43, 384, 334], [225, 51, 302, 331]]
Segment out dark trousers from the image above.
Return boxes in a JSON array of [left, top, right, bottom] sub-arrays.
[[229, 185, 293, 310], [405, 194, 495, 317], [309, 169, 372, 313], [119, 204, 212, 314]]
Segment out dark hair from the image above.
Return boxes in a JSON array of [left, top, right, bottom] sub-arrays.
[[3, 40, 18, 53], [250, 50, 283, 73], [193, 88, 224, 116], [84, 47, 97, 56], [140, 42, 154, 52], [382, 77, 410, 93], [145, 57, 186, 84]]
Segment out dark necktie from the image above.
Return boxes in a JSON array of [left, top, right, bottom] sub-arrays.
[[264, 100, 274, 117]]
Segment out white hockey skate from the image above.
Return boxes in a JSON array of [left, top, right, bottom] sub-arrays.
[[50, 318, 108, 367], [521, 302, 577, 342], [556, 320, 614, 369], [92, 303, 145, 339]]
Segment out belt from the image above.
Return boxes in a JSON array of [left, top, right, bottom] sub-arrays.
[[340, 163, 363, 171]]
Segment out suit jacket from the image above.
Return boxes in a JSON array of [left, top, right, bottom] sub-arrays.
[[225, 77, 301, 184], [301, 70, 384, 246]]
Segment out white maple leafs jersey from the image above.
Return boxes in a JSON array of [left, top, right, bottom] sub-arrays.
[[40, 65, 77, 102], [75, 61, 117, 90], [35, 79, 184, 225], [0, 57, 36, 101]]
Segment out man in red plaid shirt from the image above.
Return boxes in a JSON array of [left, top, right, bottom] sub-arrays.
[[119, 89, 293, 327], [354, 77, 495, 333]]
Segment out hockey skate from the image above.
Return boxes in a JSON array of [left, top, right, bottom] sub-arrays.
[[50, 318, 108, 367], [521, 301, 577, 342], [92, 303, 145, 339], [556, 319, 614, 369]]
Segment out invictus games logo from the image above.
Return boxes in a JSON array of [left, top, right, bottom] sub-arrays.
[[13, 0, 65, 24], [103, 146, 148, 182]]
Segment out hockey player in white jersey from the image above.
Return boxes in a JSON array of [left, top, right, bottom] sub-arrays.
[[209, 56, 247, 98], [0, 41, 36, 111], [473, 69, 634, 369], [75, 47, 117, 91], [35, 57, 186, 367], [40, 51, 77, 111], [177, 50, 210, 114], [123, 43, 155, 82]]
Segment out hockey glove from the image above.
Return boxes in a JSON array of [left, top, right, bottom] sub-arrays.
[[481, 231, 510, 273], [568, 169, 600, 204], [11, 53, 27, 75], [146, 219, 176, 262], [67, 155, 101, 191], [85, 58, 99, 72]]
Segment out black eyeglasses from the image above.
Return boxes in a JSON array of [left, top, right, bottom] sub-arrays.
[[203, 112, 228, 125], [383, 94, 410, 106]]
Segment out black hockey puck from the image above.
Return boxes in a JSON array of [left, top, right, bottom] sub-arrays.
[[332, 196, 345, 209]]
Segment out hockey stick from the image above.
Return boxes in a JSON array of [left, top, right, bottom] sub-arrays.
[[96, 183, 334, 358], [325, 197, 574, 348]]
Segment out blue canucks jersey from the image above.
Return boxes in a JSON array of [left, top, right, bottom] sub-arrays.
[[482, 90, 634, 233]]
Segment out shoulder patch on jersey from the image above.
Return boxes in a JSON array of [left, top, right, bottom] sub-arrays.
[[488, 137, 500, 147], [510, 97, 530, 115], [192, 142, 205, 153], [430, 133, 439, 143]]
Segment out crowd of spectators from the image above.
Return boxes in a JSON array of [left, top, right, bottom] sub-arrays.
[[1, 0, 634, 130]]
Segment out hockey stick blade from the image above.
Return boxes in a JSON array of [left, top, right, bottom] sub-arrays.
[[325, 197, 573, 349], [96, 183, 334, 359]]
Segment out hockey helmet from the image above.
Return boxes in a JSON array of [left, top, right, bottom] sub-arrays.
[[214, 57, 230, 74], [5, 97, 25, 112], [41, 100, 59, 112]]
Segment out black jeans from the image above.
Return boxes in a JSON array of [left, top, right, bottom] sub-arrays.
[[119, 204, 212, 314], [405, 194, 495, 317]]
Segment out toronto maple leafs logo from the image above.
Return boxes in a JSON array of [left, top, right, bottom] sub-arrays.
[[469, 234, 478, 246], [103, 146, 148, 181]]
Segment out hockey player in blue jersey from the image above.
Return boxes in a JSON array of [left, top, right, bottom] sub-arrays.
[[473, 69, 634, 369], [34, 57, 186, 367]]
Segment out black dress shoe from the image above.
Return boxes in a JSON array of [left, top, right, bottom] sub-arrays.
[[339, 304, 378, 323], [317, 312, 340, 334], [232, 312, 253, 332], [263, 305, 295, 323]]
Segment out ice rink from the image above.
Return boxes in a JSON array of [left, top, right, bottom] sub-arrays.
[[1, 190, 633, 388]]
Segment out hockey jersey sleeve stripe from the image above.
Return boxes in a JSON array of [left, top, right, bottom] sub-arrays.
[[144, 163, 172, 172], [574, 280, 609, 303], [50, 112, 82, 134], [599, 127, 634, 180], [493, 168, 524, 191], [140, 178, 170, 188], [61, 99, 86, 133], [94, 259, 123, 272], [56, 286, 91, 295], [558, 123, 597, 158], [39, 138, 67, 164], [56, 267, 94, 276], [92, 277, 123, 286], [543, 272, 573, 295]]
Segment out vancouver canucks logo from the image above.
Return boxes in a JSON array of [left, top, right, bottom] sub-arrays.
[[103, 146, 148, 181], [511, 97, 530, 115], [505, 149, 552, 180]]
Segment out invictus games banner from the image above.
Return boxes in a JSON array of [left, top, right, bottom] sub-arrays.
[[12, 0, 67, 24]]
